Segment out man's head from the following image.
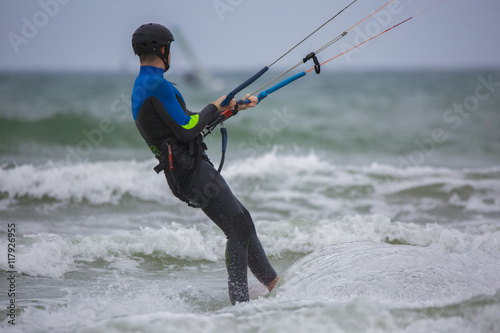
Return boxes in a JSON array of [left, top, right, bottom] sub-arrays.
[[132, 23, 174, 72]]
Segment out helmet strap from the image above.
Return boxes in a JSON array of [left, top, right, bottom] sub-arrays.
[[154, 43, 171, 72]]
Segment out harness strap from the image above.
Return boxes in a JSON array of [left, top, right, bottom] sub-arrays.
[[153, 144, 174, 173], [154, 162, 166, 174]]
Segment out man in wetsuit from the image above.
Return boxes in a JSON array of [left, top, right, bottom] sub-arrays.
[[130, 23, 279, 305]]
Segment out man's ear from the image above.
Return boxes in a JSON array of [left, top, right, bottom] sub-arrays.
[[161, 46, 166, 55]]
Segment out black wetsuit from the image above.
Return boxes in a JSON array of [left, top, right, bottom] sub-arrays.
[[131, 66, 277, 304]]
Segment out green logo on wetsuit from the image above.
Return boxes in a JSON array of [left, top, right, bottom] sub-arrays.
[[149, 145, 161, 158]]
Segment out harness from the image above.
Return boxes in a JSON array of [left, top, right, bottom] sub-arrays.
[[150, 134, 208, 208]]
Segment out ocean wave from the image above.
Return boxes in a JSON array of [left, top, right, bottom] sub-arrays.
[[0, 159, 170, 207], [228, 152, 500, 223], [11, 237, 500, 333], [258, 215, 500, 257], [278, 242, 500, 306], [0, 223, 225, 278], [73, 292, 500, 333], [2, 153, 499, 225], [2, 215, 498, 278]]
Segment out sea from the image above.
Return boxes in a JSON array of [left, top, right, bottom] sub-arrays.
[[1, 68, 500, 333]]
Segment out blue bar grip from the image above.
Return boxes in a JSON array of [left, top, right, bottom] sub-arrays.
[[236, 99, 252, 105], [257, 71, 306, 102], [220, 66, 269, 107]]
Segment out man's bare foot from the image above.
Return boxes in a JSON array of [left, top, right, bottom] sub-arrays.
[[266, 275, 280, 292]]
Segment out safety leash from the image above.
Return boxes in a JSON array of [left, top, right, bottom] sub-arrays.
[[206, 119, 228, 200]]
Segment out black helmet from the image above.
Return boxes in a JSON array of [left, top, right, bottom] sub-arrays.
[[132, 23, 175, 71]]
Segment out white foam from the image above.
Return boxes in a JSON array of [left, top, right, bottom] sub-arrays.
[[1, 154, 499, 226], [277, 242, 500, 307], [257, 215, 500, 258], [1, 223, 225, 278], [69, 290, 500, 333], [0, 159, 171, 207], [19, 278, 195, 333], [225, 151, 500, 223], [3, 214, 499, 278]]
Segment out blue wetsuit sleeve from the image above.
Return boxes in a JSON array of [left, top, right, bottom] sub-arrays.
[[153, 81, 219, 142], [156, 81, 194, 126]]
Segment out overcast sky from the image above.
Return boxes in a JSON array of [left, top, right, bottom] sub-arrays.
[[1, 0, 500, 73]]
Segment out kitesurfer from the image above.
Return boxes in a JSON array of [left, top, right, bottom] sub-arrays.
[[130, 23, 279, 305]]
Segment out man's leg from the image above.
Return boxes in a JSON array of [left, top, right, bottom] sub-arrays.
[[187, 160, 277, 304], [236, 200, 279, 289], [188, 161, 252, 304]]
